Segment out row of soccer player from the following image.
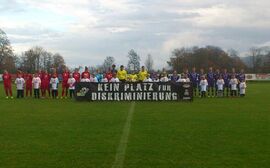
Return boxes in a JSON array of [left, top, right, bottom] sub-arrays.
[[1, 65, 246, 99]]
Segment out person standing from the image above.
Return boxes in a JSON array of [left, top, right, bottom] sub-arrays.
[[61, 68, 70, 99], [15, 73, 25, 99], [25, 71, 33, 97], [138, 66, 148, 82], [117, 65, 127, 82], [50, 74, 59, 99], [2, 70, 13, 99], [207, 67, 215, 97], [67, 74, 76, 98], [32, 73, 41, 99]]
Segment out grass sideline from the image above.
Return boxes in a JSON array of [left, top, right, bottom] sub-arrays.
[[0, 82, 269, 168]]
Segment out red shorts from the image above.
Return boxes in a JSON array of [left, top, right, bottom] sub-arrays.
[[41, 82, 49, 89], [4, 84, 11, 89]]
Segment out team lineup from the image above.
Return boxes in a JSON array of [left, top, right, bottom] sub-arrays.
[[1, 64, 247, 99]]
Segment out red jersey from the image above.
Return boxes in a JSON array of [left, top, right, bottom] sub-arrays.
[[42, 73, 50, 84], [81, 71, 90, 79], [106, 72, 113, 81], [73, 72, 81, 82], [62, 72, 69, 83], [2, 73, 12, 86], [25, 74, 33, 86]]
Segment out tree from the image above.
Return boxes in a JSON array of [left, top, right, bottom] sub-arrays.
[[127, 49, 140, 71], [102, 56, 115, 71], [145, 54, 154, 71], [167, 46, 247, 72], [0, 28, 16, 72]]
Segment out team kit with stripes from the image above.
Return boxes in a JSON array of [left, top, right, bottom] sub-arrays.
[[1, 65, 247, 99]]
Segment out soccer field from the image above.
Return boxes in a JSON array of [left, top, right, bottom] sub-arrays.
[[0, 82, 269, 168]]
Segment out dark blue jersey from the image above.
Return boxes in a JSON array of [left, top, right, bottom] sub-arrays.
[[222, 73, 230, 86], [238, 73, 245, 82], [170, 75, 180, 82], [207, 72, 215, 83], [189, 72, 199, 84], [214, 72, 221, 81]]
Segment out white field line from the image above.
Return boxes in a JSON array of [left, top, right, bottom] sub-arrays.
[[112, 102, 136, 168]]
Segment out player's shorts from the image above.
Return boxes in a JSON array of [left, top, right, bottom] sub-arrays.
[[41, 83, 50, 89], [4, 84, 11, 89], [62, 82, 69, 88], [26, 84, 32, 89]]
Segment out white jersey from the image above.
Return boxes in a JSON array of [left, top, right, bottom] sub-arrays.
[[32, 77, 41, 89], [81, 78, 91, 82], [160, 77, 169, 82], [110, 77, 120, 82], [50, 77, 59, 90], [177, 78, 188, 82], [229, 78, 238, 90], [101, 78, 108, 82], [15, 77, 25, 90], [143, 78, 153, 82], [239, 82, 247, 94], [216, 79, 225, 90], [200, 79, 208, 92], [90, 77, 98, 82], [68, 78, 76, 90]]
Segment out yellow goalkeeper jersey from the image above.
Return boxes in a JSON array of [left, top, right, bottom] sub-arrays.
[[129, 74, 138, 82], [138, 70, 148, 81], [117, 70, 127, 80]]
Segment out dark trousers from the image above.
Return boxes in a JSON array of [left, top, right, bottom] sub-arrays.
[[52, 90, 58, 99], [34, 89, 40, 98], [17, 90, 24, 98], [69, 89, 75, 98], [231, 90, 237, 97], [201, 91, 206, 98]]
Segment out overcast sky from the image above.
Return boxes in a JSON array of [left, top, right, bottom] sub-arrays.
[[1, 0, 270, 68]]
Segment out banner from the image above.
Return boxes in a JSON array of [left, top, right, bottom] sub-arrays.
[[246, 74, 270, 81], [75, 82, 193, 101]]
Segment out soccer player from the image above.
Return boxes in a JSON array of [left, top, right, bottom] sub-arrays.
[[15, 74, 25, 99], [61, 68, 70, 99], [67, 74, 76, 98], [229, 75, 238, 97], [171, 70, 180, 82], [216, 75, 225, 97], [2, 70, 13, 99], [198, 68, 205, 96], [101, 74, 109, 82], [239, 79, 247, 97], [81, 73, 91, 82], [222, 68, 230, 97], [110, 73, 120, 82], [105, 69, 113, 82], [117, 65, 127, 82], [41, 70, 51, 98], [237, 69, 246, 96], [207, 67, 215, 97], [95, 69, 103, 82], [50, 74, 59, 99], [73, 68, 81, 83], [32, 73, 41, 99], [214, 69, 221, 96], [189, 67, 199, 96], [138, 66, 148, 82], [81, 67, 90, 79], [111, 64, 117, 74], [199, 76, 208, 98], [25, 71, 33, 97], [160, 74, 169, 82], [90, 74, 98, 82]]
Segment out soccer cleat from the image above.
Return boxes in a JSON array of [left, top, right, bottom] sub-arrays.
[[10, 96, 14, 99], [6, 96, 9, 99]]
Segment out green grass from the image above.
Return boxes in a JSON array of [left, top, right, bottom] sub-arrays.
[[0, 83, 269, 168]]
